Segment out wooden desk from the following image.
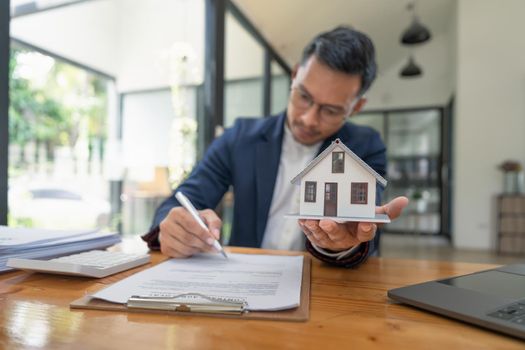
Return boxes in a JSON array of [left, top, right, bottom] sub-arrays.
[[1, 245, 523, 349]]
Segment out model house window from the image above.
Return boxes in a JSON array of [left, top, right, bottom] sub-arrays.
[[305, 181, 317, 202], [351, 183, 368, 204], [332, 152, 344, 173]]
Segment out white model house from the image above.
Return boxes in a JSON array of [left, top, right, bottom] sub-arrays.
[[290, 138, 388, 221]]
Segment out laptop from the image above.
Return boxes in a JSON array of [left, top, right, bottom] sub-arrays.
[[388, 263, 525, 340]]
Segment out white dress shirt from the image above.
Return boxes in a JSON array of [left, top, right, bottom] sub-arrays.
[[261, 124, 320, 251]]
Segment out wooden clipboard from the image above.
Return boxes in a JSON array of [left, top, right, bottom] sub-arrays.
[[70, 255, 311, 322]]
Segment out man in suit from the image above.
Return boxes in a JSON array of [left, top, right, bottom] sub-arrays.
[[142, 26, 408, 267]]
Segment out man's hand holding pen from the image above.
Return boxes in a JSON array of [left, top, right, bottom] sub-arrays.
[[159, 192, 227, 259]]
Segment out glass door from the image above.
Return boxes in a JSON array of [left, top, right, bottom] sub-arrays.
[[384, 109, 441, 234], [353, 108, 445, 235]]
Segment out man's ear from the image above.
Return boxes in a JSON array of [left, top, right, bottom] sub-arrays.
[[349, 97, 367, 117]]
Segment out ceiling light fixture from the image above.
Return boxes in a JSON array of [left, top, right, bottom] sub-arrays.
[[401, 1, 431, 45], [400, 56, 422, 78]]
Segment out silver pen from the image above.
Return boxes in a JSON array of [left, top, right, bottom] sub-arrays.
[[175, 191, 228, 259]]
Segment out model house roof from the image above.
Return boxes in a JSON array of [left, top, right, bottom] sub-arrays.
[[291, 138, 388, 187]]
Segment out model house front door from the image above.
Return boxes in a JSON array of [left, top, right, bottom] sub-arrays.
[[324, 182, 337, 216]]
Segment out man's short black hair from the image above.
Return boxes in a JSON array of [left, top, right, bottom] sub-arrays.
[[301, 26, 377, 96]]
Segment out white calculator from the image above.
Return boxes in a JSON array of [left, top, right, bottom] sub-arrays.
[[7, 250, 150, 278]]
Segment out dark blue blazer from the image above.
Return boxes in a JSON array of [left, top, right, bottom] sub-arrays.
[[151, 112, 387, 252]]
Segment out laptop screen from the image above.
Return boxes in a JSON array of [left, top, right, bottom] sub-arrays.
[[438, 270, 525, 300]]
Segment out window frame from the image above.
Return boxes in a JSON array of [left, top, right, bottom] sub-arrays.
[[351, 182, 368, 205], [332, 151, 345, 173], [304, 181, 317, 202], [0, 0, 7, 225]]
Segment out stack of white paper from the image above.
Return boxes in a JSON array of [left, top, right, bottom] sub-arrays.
[[0, 226, 121, 272]]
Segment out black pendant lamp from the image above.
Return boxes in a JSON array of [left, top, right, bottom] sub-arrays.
[[400, 56, 422, 78], [401, 2, 431, 45]]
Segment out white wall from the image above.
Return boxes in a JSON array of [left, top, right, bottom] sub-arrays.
[[11, 0, 119, 76], [454, 0, 525, 249], [114, 0, 205, 92], [121, 91, 174, 170]]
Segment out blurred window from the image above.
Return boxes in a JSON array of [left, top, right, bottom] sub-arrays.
[[9, 0, 204, 235], [224, 11, 264, 127]]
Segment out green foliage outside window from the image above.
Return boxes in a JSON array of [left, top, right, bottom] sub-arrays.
[[9, 46, 108, 171]]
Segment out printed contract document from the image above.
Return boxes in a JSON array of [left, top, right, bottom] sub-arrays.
[[92, 253, 304, 311]]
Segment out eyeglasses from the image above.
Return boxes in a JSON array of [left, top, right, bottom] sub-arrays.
[[290, 86, 356, 124]]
